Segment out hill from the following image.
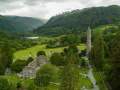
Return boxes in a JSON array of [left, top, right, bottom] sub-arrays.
[[0, 15, 45, 33], [34, 5, 120, 36]]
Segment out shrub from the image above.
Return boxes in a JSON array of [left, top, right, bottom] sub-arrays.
[[65, 45, 78, 54], [16, 82, 22, 89], [0, 62, 5, 75], [34, 64, 58, 87], [50, 53, 65, 66], [79, 49, 86, 57], [11, 60, 27, 73], [37, 51, 46, 57], [26, 57, 34, 64], [80, 58, 87, 67], [0, 77, 10, 90]]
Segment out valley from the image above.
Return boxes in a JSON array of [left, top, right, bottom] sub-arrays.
[[0, 5, 120, 90]]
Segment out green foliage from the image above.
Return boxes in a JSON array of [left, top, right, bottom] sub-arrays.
[[60, 34, 80, 45], [67, 45, 79, 53], [80, 58, 87, 67], [11, 60, 27, 73], [0, 77, 10, 90], [0, 44, 14, 67], [26, 57, 34, 64], [16, 81, 23, 90], [46, 34, 81, 48], [79, 49, 86, 57], [34, 64, 58, 87], [0, 15, 44, 33], [11, 56, 34, 73], [27, 82, 37, 90], [0, 63, 5, 75], [60, 64, 80, 90], [102, 25, 120, 58], [106, 31, 120, 90], [0, 42, 13, 75], [60, 45, 81, 90], [35, 5, 120, 36], [92, 25, 120, 90], [64, 45, 80, 65], [50, 53, 65, 66], [0, 31, 38, 52], [91, 31, 105, 70], [37, 51, 46, 57]]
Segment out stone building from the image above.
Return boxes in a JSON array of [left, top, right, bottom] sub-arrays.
[[18, 55, 47, 78]]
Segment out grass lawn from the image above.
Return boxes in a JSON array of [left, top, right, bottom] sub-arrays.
[[14, 44, 86, 61]]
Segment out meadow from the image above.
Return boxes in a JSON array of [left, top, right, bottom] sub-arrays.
[[14, 44, 86, 61]]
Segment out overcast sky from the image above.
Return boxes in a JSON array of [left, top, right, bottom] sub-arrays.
[[0, 0, 120, 19]]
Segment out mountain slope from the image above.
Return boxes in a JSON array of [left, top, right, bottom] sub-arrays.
[[0, 15, 45, 33], [35, 5, 120, 36]]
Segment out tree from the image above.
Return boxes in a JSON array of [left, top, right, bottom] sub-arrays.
[[60, 34, 80, 45], [34, 64, 58, 87], [0, 43, 13, 75], [26, 57, 34, 64], [107, 32, 120, 90], [0, 77, 10, 90], [64, 45, 80, 65], [11, 60, 27, 73], [80, 58, 87, 67], [91, 31, 105, 70], [0, 43, 14, 67], [16, 81, 24, 90], [50, 53, 66, 66], [60, 46, 80, 90], [0, 62, 5, 75], [37, 51, 46, 57], [79, 49, 86, 57], [66, 45, 79, 54], [60, 64, 80, 90]]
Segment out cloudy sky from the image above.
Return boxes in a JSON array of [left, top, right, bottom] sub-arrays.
[[0, 0, 120, 19]]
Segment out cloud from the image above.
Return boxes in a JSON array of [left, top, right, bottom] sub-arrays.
[[0, 0, 120, 19]]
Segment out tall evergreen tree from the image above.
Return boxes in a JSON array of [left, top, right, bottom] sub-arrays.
[[0, 42, 13, 74], [60, 64, 80, 90], [60, 45, 80, 90], [1, 44, 13, 67], [91, 31, 105, 70], [107, 32, 120, 90]]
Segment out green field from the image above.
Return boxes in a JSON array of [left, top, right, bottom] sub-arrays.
[[14, 44, 86, 61]]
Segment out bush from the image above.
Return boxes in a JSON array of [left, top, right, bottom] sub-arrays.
[[26, 57, 34, 64], [0, 44, 14, 68], [0, 77, 10, 90], [79, 49, 86, 57], [50, 53, 66, 66], [27, 82, 36, 90], [16, 82, 22, 89], [65, 45, 79, 54], [0, 62, 5, 75], [37, 51, 46, 57], [34, 64, 58, 87], [11, 60, 27, 73], [80, 58, 87, 67]]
